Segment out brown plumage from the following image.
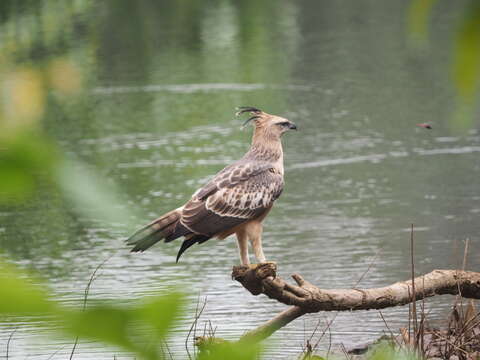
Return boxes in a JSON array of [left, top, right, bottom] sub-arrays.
[[127, 107, 297, 264]]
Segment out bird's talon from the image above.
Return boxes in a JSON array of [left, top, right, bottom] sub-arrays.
[[262, 261, 277, 267], [247, 262, 277, 279]]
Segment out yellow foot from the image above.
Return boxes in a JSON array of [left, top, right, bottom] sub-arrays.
[[245, 262, 277, 279], [263, 260, 277, 267], [246, 261, 276, 270]]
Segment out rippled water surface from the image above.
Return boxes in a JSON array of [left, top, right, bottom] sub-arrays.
[[1, 1, 479, 359]]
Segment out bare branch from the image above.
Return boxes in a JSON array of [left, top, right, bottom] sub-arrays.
[[240, 306, 306, 342], [232, 266, 480, 312], [231, 265, 480, 343]]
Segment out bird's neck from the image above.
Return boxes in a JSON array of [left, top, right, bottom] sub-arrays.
[[247, 128, 284, 169]]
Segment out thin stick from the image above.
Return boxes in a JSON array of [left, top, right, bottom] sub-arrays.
[[203, 322, 208, 338], [311, 248, 383, 351], [410, 224, 418, 353], [323, 315, 333, 359], [46, 345, 67, 360], [69, 254, 114, 360], [311, 315, 334, 350], [378, 311, 401, 349], [408, 286, 411, 345], [307, 319, 322, 347], [453, 239, 470, 324], [6, 327, 17, 360], [186, 296, 207, 359], [163, 339, 173, 360], [419, 275, 426, 355], [354, 248, 382, 287], [301, 319, 307, 354], [462, 238, 469, 271], [458, 311, 480, 336], [340, 343, 352, 360], [429, 331, 470, 356], [187, 297, 199, 360]]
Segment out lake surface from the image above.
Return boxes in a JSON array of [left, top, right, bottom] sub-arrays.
[[1, 1, 479, 359]]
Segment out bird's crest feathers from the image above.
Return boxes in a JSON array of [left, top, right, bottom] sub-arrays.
[[236, 106, 264, 127]]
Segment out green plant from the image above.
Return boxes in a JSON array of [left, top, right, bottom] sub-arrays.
[[409, 0, 480, 130]]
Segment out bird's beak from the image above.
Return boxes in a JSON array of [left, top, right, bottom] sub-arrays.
[[288, 122, 298, 130]]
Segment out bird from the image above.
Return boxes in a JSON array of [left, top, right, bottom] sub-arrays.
[[126, 107, 297, 266]]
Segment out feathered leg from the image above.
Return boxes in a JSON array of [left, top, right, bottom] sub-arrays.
[[235, 229, 250, 265], [246, 221, 266, 263]]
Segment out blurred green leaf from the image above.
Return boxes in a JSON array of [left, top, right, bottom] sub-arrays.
[[407, 0, 438, 46], [0, 131, 59, 202], [197, 338, 262, 360], [0, 259, 185, 360], [56, 159, 138, 227], [366, 343, 419, 360], [300, 355, 326, 360], [63, 305, 140, 352], [0, 261, 55, 315], [135, 291, 184, 340], [63, 292, 183, 360], [453, 1, 480, 102]]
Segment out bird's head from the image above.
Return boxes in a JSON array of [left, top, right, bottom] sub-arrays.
[[236, 107, 297, 139]]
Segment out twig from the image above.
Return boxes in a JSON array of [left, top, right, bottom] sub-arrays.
[[326, 315, 332, 359], [462, 238, 469, 271], [311, 315, 334, 351], [419, 275, 426, 355], [408, 286, 411, 346], [378, 311, 401, 349], [452, 238, 471, 337], [186, 296, 207, 359], [354, 248, 382, 287], [6, 327, 17, 360], [459, 311, 480, 337], [410, 224, 418, 354], [430, 331, 470, 356], [69, 254, 114, 360], [46, 345, 67, 360], [340, 343, 352, 360], [310, 248, 383, 353], [301, 319, 307, 354], [306, 319, 322, 349], [163, 339, 173, 360]]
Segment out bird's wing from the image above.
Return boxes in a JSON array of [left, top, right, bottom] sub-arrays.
[[193, 161, 270, 200], [180, 162, 284, 236]]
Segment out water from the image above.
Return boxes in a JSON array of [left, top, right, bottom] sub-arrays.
[[1, 1, 479, 359]]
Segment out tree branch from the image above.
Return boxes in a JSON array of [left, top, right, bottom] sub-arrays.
[[232, 264, 480, 341], [240, 306, 306, 342]]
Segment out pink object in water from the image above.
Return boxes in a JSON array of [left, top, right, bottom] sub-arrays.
[[416, 123, 432, 129]]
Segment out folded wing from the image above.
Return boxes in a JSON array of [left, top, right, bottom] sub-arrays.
[[175, 162, 284, 259]]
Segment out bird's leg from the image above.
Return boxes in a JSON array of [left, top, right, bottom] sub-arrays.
[[247, 222, 267, 264], [235, 230, 250, 265]]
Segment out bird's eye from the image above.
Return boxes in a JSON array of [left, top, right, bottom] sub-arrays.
[[277, 122, 289, 127]]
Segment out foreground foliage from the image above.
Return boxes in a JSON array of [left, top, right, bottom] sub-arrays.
[[0, 260, 262, 359]]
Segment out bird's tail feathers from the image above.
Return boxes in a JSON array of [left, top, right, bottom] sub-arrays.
[[127, 210, 181, 252], [176, 235, 210, 263]]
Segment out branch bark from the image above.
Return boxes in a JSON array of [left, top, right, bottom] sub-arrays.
[[232, 264, 480, 341]]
